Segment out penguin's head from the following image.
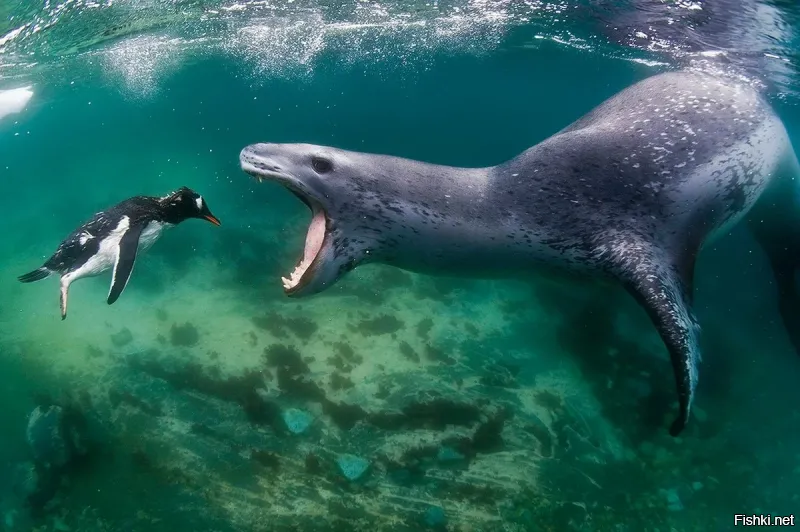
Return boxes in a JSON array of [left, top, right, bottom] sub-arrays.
[[162, 186, 221, 226]]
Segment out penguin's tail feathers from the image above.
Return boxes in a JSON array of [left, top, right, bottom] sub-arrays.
[[18, 267, 51, 283]]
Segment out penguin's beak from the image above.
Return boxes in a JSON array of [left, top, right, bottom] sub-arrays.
[[203, 213, 221, 226]]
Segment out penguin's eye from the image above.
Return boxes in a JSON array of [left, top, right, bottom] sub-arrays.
[[311, 156, 333, 174]]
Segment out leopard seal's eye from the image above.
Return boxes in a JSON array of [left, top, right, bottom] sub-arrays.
[[311, 156, 333, 174]]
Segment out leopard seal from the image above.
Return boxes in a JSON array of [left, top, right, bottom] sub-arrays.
[[239, 69, 800, 436]]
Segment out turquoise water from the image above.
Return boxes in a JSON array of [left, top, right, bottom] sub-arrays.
[[2, 1, 800, 530]]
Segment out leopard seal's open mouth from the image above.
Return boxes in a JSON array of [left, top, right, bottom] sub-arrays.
[[239, 144, 333, 296]]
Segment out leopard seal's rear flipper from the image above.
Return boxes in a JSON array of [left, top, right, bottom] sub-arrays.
[[598, 233, 700, 436]]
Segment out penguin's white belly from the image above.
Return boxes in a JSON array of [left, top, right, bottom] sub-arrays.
[[67, 220, 170, 282], [69, 220, 131, 280]]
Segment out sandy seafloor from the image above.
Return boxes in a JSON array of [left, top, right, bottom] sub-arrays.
[[0, 39, 799, 532]]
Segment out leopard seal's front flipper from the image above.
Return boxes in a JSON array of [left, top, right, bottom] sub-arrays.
[[240, 69, 799, 435], [746, 152, 800, 357]]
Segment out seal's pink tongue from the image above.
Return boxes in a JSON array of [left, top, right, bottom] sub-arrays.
[[304, 210, 326, 264], [282, 209, 326, 291]]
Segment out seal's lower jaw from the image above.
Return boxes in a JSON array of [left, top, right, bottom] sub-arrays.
[[240, 161, 330, 297]]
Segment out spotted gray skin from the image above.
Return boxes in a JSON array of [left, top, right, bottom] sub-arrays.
[[240, 69, 800, 436]]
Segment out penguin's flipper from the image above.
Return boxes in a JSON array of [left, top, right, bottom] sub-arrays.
[[108, 222, 146, 305], [600, 233, 700, 436]]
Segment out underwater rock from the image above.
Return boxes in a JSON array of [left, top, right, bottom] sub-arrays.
[[110, 327, 133, 347], [22, 396, 108, 517], [26, 406, 70, 469], [281, 408, 313, 434], [423, 505, 447, 529], [336, 454, 370, 481]]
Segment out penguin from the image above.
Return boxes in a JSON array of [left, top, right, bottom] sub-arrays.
[[18, 186, 221, 320]]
